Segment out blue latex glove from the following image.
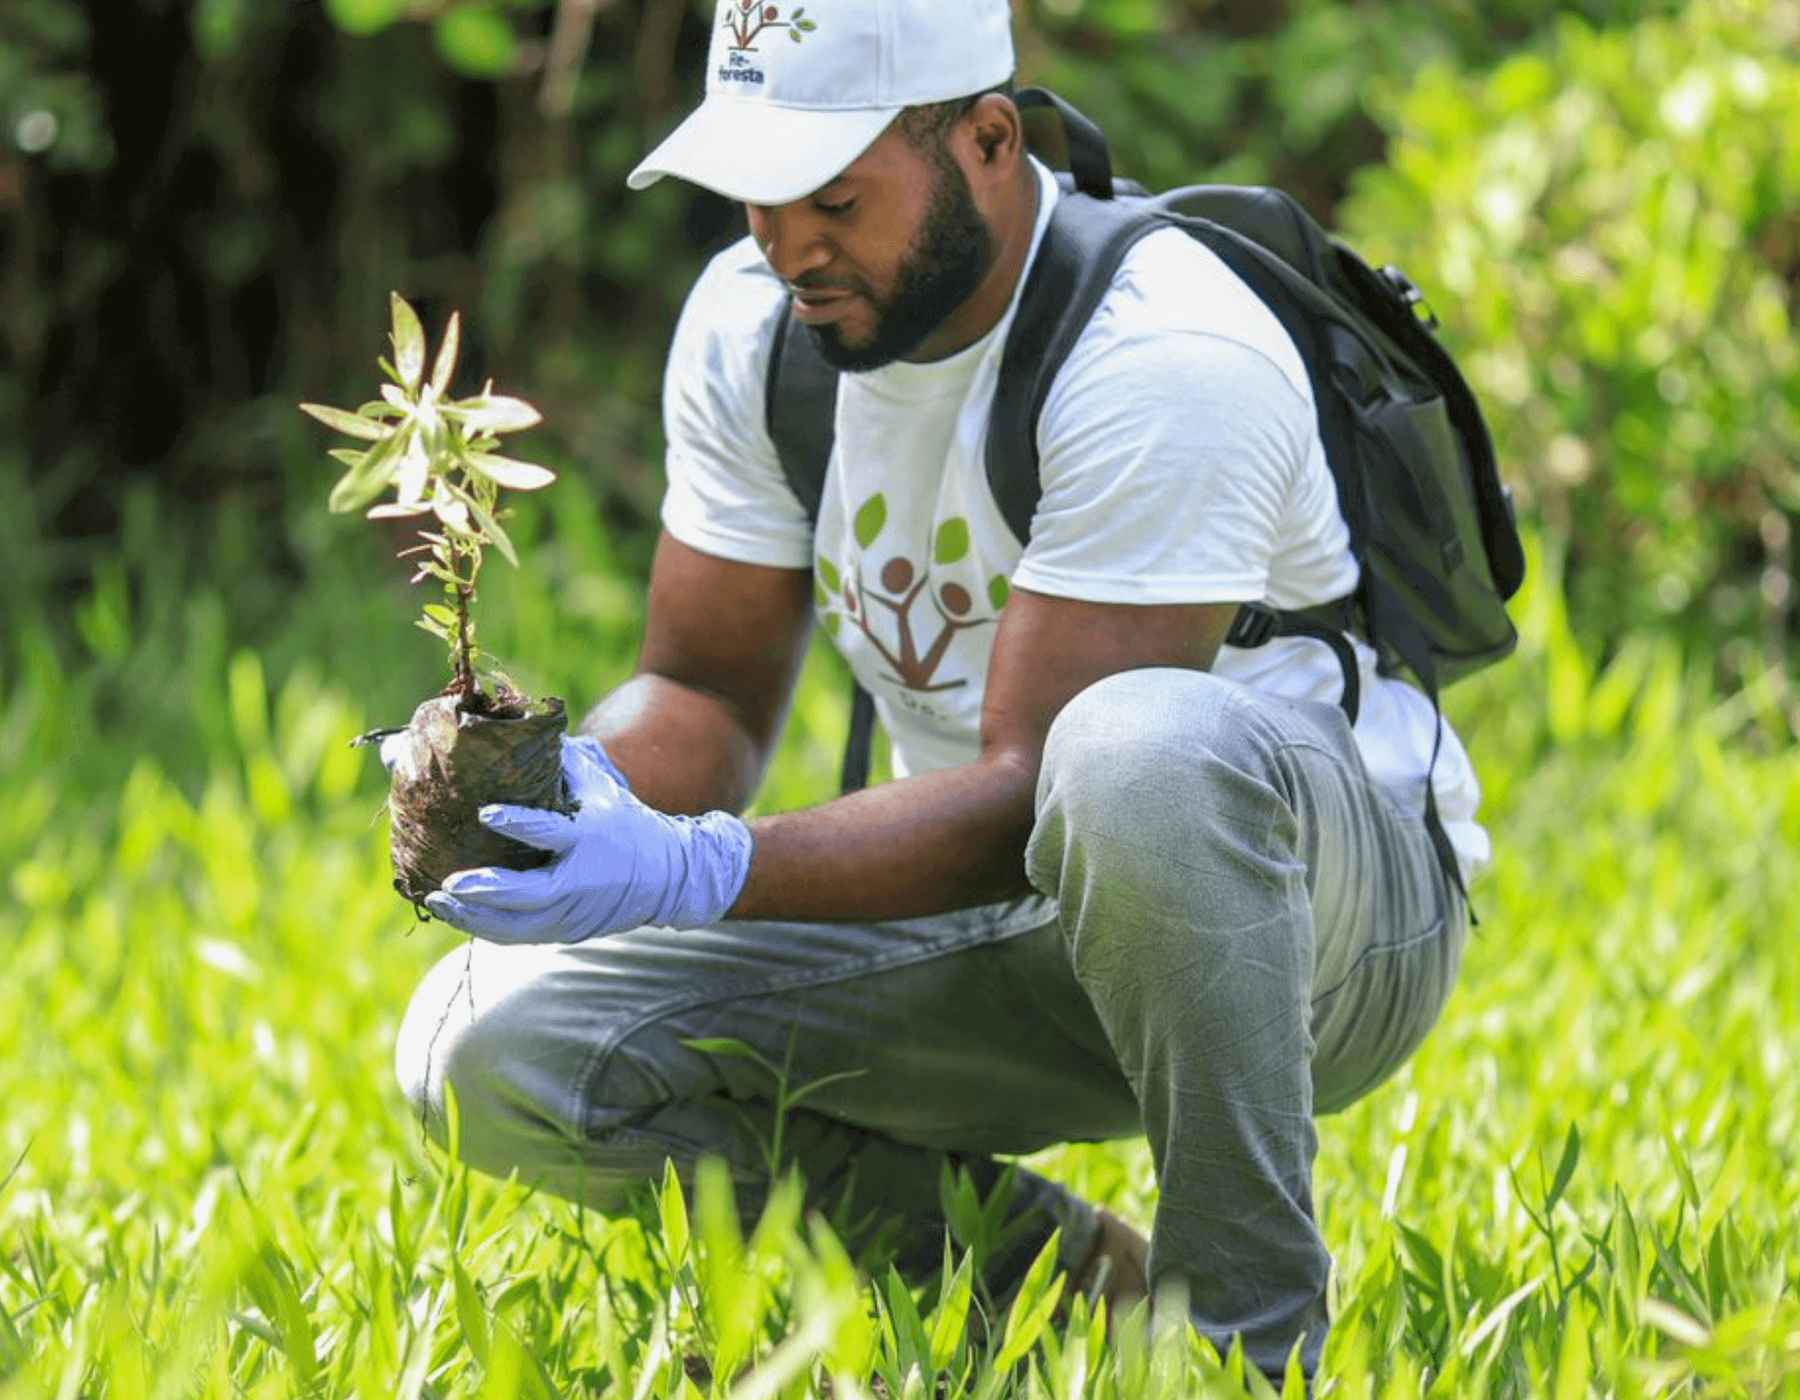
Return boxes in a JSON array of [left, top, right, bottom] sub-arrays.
[[422, 735, 753, 944]]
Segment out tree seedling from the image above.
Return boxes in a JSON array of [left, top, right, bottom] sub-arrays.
[[302, 294, 574, 907]]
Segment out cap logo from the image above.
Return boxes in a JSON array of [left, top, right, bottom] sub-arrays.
[[718, 1, 819, 85], [723, 1, 818, 51]]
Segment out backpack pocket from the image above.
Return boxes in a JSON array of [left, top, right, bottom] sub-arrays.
[[1355, 392, 1519, 685]]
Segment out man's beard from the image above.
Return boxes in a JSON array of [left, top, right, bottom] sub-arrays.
[[803, 153, 998, 373]]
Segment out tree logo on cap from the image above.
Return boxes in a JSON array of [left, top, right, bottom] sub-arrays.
[[723, 0, 819, 52]]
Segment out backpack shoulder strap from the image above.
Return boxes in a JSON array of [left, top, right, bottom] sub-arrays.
[[763, 303, 881, 792], [984, 186, 1167, 544], [764, 300, 839, 524]]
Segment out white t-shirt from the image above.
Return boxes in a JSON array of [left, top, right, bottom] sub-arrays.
[[661, 159, 1490, 883]]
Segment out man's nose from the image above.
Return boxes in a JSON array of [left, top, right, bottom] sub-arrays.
[[745, 203, 830, 283]]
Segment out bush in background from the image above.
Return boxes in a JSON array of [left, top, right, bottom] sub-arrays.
[[1340, 0, 1800, 678]]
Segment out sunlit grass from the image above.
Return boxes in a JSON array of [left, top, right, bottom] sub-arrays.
[[4, 485, 1798, 1396]]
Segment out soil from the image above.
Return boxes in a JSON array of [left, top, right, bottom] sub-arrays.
[[380, 689, 576, 906]]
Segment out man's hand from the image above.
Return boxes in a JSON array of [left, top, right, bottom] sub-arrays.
[[422, 735, 753, 944]]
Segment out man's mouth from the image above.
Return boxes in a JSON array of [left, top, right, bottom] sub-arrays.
[[790, 287, 857, 327]]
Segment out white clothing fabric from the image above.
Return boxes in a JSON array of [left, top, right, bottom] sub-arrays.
[[660, 159, 1489, 879]]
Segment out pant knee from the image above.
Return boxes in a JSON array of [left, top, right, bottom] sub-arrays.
[[1033, 668, 1287, 849], [1027, 669, 1310, 961], [393, 944, 589, 1176]]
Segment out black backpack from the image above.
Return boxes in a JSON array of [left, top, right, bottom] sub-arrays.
[[764, 88, 1525, 899]]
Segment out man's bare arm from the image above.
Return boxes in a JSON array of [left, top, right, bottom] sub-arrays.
[[579, 533, 816, 817], [729, 586, 1239, 923]]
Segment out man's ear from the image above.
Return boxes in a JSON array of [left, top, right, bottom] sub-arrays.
[[966, 93, 1024, 171]]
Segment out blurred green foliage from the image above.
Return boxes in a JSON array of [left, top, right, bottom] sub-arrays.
[[1024, 0, 1690, 205], [1, 0, 1796, 703], [1341, 0, 1800, 674]]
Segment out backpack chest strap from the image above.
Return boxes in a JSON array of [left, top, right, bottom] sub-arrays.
[[1225, 599, 1362, 725]]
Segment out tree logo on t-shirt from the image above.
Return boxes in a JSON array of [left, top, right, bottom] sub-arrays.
[[815, 492, 1012, 694]]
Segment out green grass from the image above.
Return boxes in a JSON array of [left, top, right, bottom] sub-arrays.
[[4, 474, 1798, 1397]]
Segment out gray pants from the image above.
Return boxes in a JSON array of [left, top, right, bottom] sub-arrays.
[[395, 668, 1467, 1376]]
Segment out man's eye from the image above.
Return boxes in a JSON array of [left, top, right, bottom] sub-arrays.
[[815, 197, 856, 217]]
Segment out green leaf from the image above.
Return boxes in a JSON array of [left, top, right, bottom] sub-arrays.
[[415, 617, 452, 643], [927, 1248, 974, 1373], [659, 1159, 689, 1268], [883, 1266, 930, 1379], [682, 1036, 780, 1078], [682, 1036, 758, 1057], [464, 452, 556, 492], [0, 1139, 29, 1205], [1281, 1337, 1309, 1399], [453, 484, 517, 566], [0, 1294, 25, 1374], [434, 4, 519, 79], [987, 574, 1011, 611], [430, 492, 473, 538], [1547, 1123, 1581, 1213], [262, 1252, 320, 1390], [299, 401, 392, 442], [816, 555, 843, 593], [1664, 1127, 1703, 1212], [454, 393, 543, 435], [934, 517, 971, 565], [430, 310, 461, 397], [450, 1249, 491, 1366], [996, 1230, 1063, 1371], [389, 293, 426, 391], [797, 18, 817, 31], [788, 26, 801, 41], [811, 1218, 878, 1377], [327, 428, 407, 514], [423, 603, 458, 627], [228, 1310, 282, 1349], [1647, 1231, 1711, 1324], [696, 1158, 754, 1379], [782, 1066, 869, 1110], [854, 494, 888, 549]]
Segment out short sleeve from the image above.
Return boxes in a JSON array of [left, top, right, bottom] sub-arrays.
[[659, 238, 815, 570], [1011, 328, 1316, 606]]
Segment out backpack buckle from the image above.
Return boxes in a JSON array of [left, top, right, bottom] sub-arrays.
[[1379, 264, 1440, 332], [1225, 602, 1280, 649]]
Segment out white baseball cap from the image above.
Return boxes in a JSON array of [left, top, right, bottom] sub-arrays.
[[628, 0, 1016, 206]]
